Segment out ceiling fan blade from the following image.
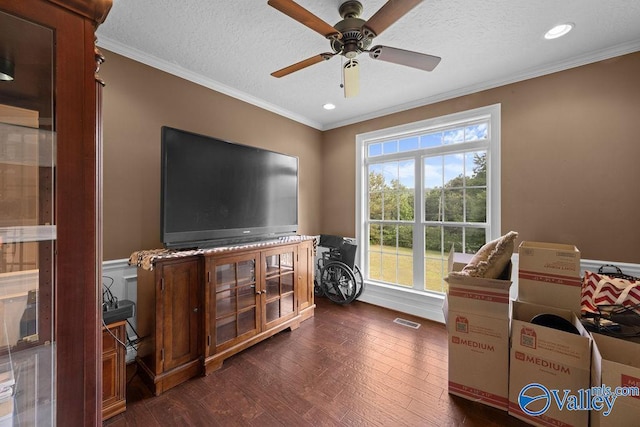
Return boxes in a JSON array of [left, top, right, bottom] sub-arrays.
[[343, 60, 360, 98], [268, 0, 341, 39], [271, 53, 334, 78], [369, 45, 441, 71], [362, 0, 423, 37]]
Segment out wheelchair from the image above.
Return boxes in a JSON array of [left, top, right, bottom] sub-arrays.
[[314, 235, 364, 304]]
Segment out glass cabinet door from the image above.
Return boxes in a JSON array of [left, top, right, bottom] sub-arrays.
[[263, 248, 297, 327], [0, 10, 55, 425], [210, 254, 260, 353]]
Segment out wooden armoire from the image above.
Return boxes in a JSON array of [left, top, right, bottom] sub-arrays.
[[0, 0, 112, 425]]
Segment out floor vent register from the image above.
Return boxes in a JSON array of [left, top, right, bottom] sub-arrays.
[[393, 318, 421, 329]]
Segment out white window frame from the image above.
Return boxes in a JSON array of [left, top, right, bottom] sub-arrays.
[[354, 104, 501, 322]]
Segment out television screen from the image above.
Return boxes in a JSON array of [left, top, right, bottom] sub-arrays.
[[161, 126, 298, 248]]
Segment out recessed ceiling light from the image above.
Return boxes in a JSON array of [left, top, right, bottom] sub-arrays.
[[544, 23, 574, 40], [323, 103, 336, 110]]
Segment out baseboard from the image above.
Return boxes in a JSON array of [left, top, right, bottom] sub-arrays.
[[357, 282, 446, 323]]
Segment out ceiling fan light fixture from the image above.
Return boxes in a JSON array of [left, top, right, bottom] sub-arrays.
[[0, 58, 15, 81], [544, 23, 574, 40]]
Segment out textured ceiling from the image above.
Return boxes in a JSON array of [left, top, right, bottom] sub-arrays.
[[97, 0, 640, 130]]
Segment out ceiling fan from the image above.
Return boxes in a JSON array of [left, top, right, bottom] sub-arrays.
[[268, 0, 441, 97]]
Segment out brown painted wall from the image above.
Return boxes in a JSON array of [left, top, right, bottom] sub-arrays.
[[321, 52, 640, 263], [101, 50, 640, 263], [101, 51, 323, 260]]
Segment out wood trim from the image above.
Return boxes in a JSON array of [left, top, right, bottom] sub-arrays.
[[46, 0, 112, 25]]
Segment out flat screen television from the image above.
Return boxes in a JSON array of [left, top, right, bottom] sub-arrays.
[[161, 126, 298, 249]]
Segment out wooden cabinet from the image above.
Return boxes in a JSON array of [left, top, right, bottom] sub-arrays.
[[102, 320, 126, 421], [136, 257, 203, 395], [203, 244, 307, 373], [297, 239, 316, 320], [262, 246, 298, 329], [136, 238, 315, 393], [0, 1, 111, 425], [206, 252, 260, 359]]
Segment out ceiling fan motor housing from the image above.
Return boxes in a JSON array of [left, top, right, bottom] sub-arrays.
[[331, 1, 373, 59]]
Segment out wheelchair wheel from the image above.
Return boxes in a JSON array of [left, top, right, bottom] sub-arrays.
[[353, 265, 364, 299], [314, 278, 325, 297], [320, 261, 357, 305]]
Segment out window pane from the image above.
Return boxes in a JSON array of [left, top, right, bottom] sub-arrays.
[[425, 257, 445, 293], [465, 151, 486, 186], [444, 226, 463, 252], [369, 223, 381, 246], [424, 225, 445, 293], [381, 255, 398, 284], [398, 253, 413, 286], [382, 225, 397, 251], [396, 225, 413, 286], [369, 224, 382, 281], [425, 226, 442, 252], [382, 162, 398, 186], [399, 136, 419, 152], [424, 189, 442, 221], [383, 191, 398, 220], [368, 143, 382, 157], [421, 132, 442, 148], [399, 189, 414, 221], [369, 164, 384, 191], [369, 192, 382, 220], [444, 153, 464, 183], [369, 251, 382, 281], [398, 159, 415, 221], [465, 122, 488, 141], [383, 140, 398, 154], [424, 156, 442, 190], [398, 225, 413, 250], [398, 160, 415, 189], [465, 188, 486, 222], [465, 228, 486, 253], [444, 189, 463, 222], [444, 128, 464, 144]]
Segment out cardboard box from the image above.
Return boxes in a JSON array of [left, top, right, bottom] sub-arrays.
[[444, 250, 513, 410], [590, 333, 640, 426], [518, 241, 581, 314], [508, 300, 591, 427]]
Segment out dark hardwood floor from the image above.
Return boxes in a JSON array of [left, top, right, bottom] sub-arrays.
[[105, 297, 530, 426]]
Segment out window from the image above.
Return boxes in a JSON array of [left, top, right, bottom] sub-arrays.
[[356, 105, 501, 294]]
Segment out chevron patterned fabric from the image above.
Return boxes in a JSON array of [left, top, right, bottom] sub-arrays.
[[581, 270, 640, 316]]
